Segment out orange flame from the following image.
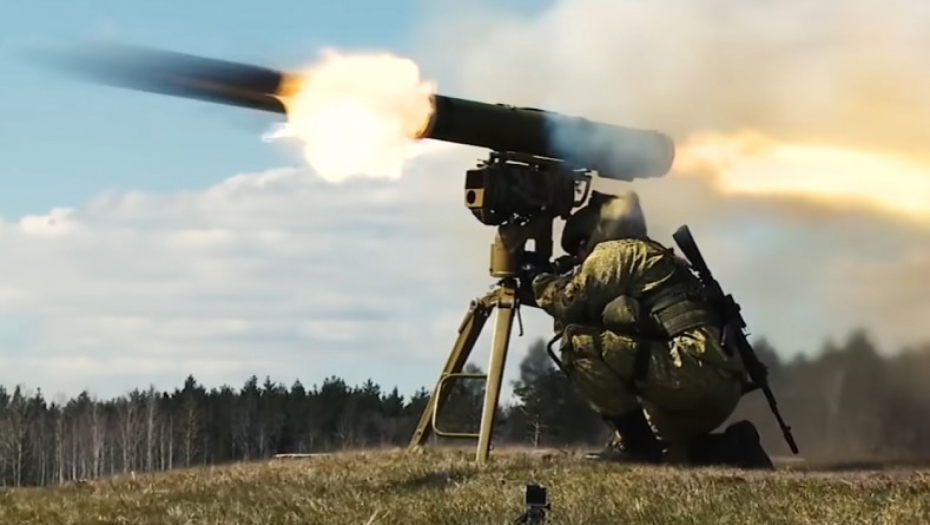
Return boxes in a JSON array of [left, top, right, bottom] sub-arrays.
[[266, 49, 436, 182], [674, 131, 930, 222]]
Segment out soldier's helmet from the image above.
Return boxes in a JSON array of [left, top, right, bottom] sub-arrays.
[[560, 189, 648, 255]]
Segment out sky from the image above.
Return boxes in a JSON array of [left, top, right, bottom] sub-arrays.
[[0, 0, 560, 400], [3, 0, 930, 403], [1, 0, 434, 214]]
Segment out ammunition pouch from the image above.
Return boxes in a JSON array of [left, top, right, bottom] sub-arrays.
[[560, 324, 604, 353], [554, 324, 603, 373], [560, 322, 652, 396], [601, 295, 641, 333], [640, 282, 720, 339]]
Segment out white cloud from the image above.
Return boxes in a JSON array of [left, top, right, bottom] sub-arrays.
[[10, 0, 930, 402], [15, 207, 78, 237], [0, 145, 558, 399], [5, 142, 926, 403]]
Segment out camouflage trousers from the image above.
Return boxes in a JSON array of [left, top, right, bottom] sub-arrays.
[[558, 325, 744, 448]]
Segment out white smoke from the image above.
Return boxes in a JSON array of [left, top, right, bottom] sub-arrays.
[[409, 0, 930, 356]]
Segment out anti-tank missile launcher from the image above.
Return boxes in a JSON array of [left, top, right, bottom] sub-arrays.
[[43, 43, 675, 184], [39, 43, 691, 464]]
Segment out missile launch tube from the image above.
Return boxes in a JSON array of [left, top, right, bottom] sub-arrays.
[[49, 44, 675, 179], [423, 96, 674, 179]]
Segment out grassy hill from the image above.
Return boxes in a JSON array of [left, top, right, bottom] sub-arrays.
[[1, 447, 927, 525]]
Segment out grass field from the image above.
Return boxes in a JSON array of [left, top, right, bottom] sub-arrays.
[[1, 447, 928, 525]]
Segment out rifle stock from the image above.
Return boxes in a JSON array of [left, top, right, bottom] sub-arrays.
[[671, 225, 799, 455]]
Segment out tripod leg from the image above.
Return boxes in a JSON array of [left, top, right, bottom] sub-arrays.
[[407, 291, 496, 451], [476, 285, 517, 464]]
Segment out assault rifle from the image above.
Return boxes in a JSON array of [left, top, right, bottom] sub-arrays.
[[672, 225, 799, 454]]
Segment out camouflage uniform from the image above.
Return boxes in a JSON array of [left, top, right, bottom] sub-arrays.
[[530, 191, 746, 462]]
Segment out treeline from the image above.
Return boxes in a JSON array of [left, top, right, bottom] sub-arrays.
[[0, 328, 928, 486], [736, 330, 930, 461]]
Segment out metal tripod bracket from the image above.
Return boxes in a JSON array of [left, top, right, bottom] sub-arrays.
[[408, 213, 550, 464], [407, 282, 518, 464], [431, 371, 488, 439]]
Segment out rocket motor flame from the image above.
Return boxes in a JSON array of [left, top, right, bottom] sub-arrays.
[[673, 131, 930, 224], [264, 49, 437, 182]]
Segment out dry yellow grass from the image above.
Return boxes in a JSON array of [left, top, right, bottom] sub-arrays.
[[1, 447, 928, 524]]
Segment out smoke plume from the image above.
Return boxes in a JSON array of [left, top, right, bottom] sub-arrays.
[[411, 0, 930, 356]]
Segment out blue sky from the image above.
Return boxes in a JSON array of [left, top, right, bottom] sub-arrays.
[[0, 0, 550, 218], [0, 0, 567, 400], [1, 0, 926, 401]]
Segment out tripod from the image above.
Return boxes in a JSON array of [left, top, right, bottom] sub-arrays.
[[407, 219, 551, 464]]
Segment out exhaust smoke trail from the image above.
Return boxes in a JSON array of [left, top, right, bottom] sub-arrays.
[[673, 131, 930, 226]]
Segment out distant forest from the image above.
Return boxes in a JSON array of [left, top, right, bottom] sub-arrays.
[[0, 328, 928, 487]]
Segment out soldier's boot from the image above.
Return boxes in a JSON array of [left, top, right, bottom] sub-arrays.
[[687, 420, 774, 470], [585, 410, 663, 464]]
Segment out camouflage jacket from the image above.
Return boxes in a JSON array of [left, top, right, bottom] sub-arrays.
[[531, 237, 684, 326], [531, 237, 743, 374]]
